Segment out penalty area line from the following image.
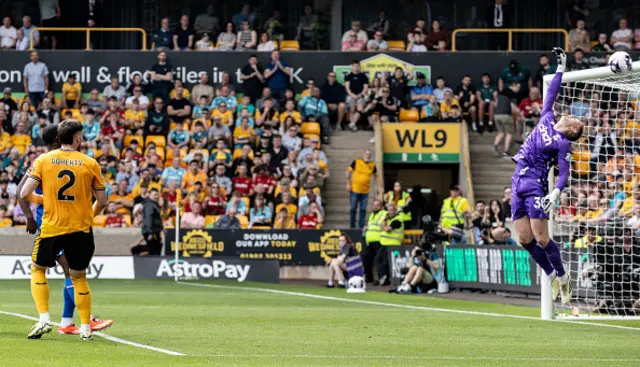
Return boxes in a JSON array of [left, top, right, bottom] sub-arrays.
[[178, 282, 640, 332], [193, 354, 640, 362], [0, 310, 185, 356]]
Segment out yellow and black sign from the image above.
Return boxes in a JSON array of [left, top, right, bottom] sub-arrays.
[[168, 230, 225, 258], [382, 123, 461, 164], [308, 230, 364, 264]]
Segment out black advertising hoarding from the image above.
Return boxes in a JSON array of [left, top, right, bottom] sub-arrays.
[[0, 51, 631, 94], [444, 245, 542, 294], [164, 229, 364, 266], [133, 256, 280, 283]]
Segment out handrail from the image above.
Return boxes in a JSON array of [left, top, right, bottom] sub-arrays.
[[451, 28, 569, 51], [459, 120, 475, 245], [30, 27, 147, 51], [374, 120, 384, 201]]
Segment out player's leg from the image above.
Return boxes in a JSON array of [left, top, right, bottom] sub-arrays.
[[531, 217, 572, 304], [27, 233, 58, 339], [56, 253, 80, 335], [65, 231, 96, 339], [492, 116, 505, 154]]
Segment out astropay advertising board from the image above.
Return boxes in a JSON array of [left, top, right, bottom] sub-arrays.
[[0, 256, 135, 279]]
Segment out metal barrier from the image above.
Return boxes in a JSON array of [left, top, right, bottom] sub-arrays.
[[451, 28, 569, 51], [30, 27, 147, 51]]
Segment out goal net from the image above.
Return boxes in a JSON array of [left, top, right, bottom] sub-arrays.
[[545, 60, 640, 320]]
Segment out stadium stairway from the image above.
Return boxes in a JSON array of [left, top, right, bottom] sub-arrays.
[[324, 131, 376, 228], [469, 133, 517, 204]]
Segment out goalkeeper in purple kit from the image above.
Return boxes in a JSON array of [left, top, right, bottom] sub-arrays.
[[511, 48, 583, 305]]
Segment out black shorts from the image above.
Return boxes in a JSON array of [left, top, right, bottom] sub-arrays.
[[41, 17, 59, 28], [32, 229, 95, 270]]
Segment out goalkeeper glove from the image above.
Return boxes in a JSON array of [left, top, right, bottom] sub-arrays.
[[542, 188, 561, 213], [553, 47, 567, 73]]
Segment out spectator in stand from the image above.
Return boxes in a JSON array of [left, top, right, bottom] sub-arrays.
[[23, 51, 49, 108], [367, 10, 390, 39], [182, 159, 207, 191], [15, 29, 28, 51], [152, 17, 173, 51], [214, 206, 241, 229], [167, 82, 191, 124], [255, 98, 278, 133], [161, 157, 186, 187], [320, 72, 347, 129], [455, 75, 477, 128], [212, 87, 237, 111], [298, 87, 330, 144], [570, 91, 590, 117], [406, 31, 427, 52], [173, 15, 194, 51], [534, 54, 557, 89], [264, 10, 285, 43], [204, 182, 226, 216], [517, 87, 542, 135], [257, 32, 277, 52], [296, 5, 318, 49], [568, 19, 590, 52], [232, 4, 257, 30], [150, 51, 174, 103], [493, 81, 519, 157], [298, 201, 323, 229], [226, 191, 247, 215], [273, 207, 296, 229], [347, 149, 380, 229], [365, 86, 399, 128], [208, 115, 232, 144], [103, 77, 126, 106], [342, 20, 368, 47], [366, 31, 388, 51], [611, 18, 633, 50], [212, 162, 231, 192], [344, 61, 369, 131], [167, 122, 190, 151], [236, 21, 257, 51], [125, 86, 150, 110], [194, 5, 220, 37], [195, 33, 213, 51], [249, 195, 272, 228], [501, 186, 512, 218], [37, 98, 59, 125], [342, 31, 364, 51], [264, 51, 292, 104], [282, 125, 302, 152], [593, 33, 614, 52], [2, 89, 17, 117], [410, 72, 433, 114], [569, 48, 588, 71], [439, 184, 470, 244], [126, 74, 149, 96], [84, 90, 105, 115], [439, 90, 460, 120], [145, 97, 170, 138], [191, 74, 215, 105], [432, 77, 452, 106], [215, 72, 235, 96], [180, 201, 205, 229], [240, 55, 265, 104], [21, 16, 39, 49], [476, 73, 496, 130], [217, 22, 237, 51], [499, 59, 531, 102], [0, 17, 17, 49], [426, 19, 450, 51], [407, 18, 426, 43]]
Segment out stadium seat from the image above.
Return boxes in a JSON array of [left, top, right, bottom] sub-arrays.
[[241, 197, 250, 210], [388, 40, 406, 51], [123, 215, 132, 227], [166, 148, 187, 160], [237, 215, 249, 229], [61, 108, 82, 120], [399, 108, 419, 122], [233, 148, 254, 160], [154, 146, 166, 161], [145, 135, 166, 148], [573, 149, 592, 177], [280, 40, 300, 51], [301, 122, 321, 136], [251, 225, 271, 230], [93, 215, 107, 227], [124, 135, 142, 147], [205, 215, 219, 228]]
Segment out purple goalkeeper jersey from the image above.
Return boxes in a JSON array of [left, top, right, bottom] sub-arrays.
[[511, 72, 572, 220]]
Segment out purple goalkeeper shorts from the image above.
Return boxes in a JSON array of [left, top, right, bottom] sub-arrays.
[[511, 174, 549, 221]]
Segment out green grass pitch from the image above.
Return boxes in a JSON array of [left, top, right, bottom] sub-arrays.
[[2, 279, 640, 367]]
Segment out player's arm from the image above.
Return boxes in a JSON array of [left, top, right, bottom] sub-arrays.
[[542, 47, 567, 115], [543, 142, 572, 213], [91, 160, 108, 215], [16, 172, 39, 234]]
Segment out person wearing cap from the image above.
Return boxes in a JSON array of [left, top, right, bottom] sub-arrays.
[[61, 74, 82, 109], [192, 95, 211, 119], [439, 184, 471, 244], [498, 59, 531, 102], [409, 73, 433, 112]]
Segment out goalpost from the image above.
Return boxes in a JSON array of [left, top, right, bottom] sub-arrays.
[[543, 59, 640, 320]]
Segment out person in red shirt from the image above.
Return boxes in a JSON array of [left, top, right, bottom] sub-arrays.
[[104, 202, 128, 228], [100, 112, 125, 143], [297, 201, 324, 229], [253, 164, 276, 198], [205, 183, 227, 215], [100, 96, 125, 122], [517, 87, 542, 136], [232, 163, 253, 197]]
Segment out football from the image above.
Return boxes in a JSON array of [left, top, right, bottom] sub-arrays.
[[609, 51, 633, 74]]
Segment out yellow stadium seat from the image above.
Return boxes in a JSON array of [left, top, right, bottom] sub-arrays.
[[93, 215, 107, 227], [303, 134, 321, 147], [123, 135, 143, 147], [145, 135, 166, 148], [301, 122, 321, 136], [252, 225, 271, 230], [123, 215, 132, 227], [241, 197, 250, 210], [61, 108, 82, 120], [280, 40, 300, 51], [237, 215, 249, 229], [233, 148, 255, 160], [205, 215, 219, 228], [155, 146, 166, 160], [573, 149, 592, 177], [400, 108, 419, 122], [388, 40, 406, 51]]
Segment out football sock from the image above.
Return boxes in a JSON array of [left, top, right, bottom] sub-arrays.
[[61, 278, 75, 326], [522, 238, 555, 276], [71, 273, 92, 326], [543, 239, 567, 279], [30, 265, 50, 318]]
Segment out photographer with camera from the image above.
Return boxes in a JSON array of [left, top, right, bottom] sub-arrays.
[[362, 199, 386, 283], [391, 242, 442, 294], [376, 203, 405, 286]]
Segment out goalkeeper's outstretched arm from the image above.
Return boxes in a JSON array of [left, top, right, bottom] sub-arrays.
[[542, 47, 567, 115]]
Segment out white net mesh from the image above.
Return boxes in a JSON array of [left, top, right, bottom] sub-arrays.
[[551, 69, 640, 318]]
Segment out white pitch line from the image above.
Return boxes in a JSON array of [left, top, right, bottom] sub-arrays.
[[0, 310, 185, 356], [194, 354, 640, 362], [179, 282, 640, 332]]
